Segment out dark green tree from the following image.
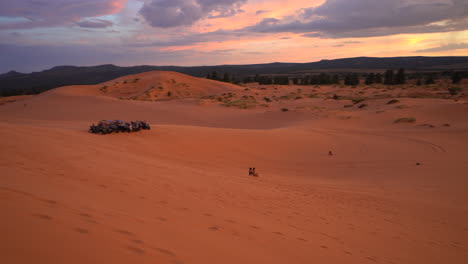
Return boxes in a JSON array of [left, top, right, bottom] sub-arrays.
[[365, 73, 375, 85], [351, 73, 360, 85], [384, 70, 394, 85], [331, 75, 339, 84], [375, 73, 383, 83], [452, 72, 462, 84], [211, 71, 218, 80], [223, 72, 230, 83], [394, 68, 406, 85], [425, 74, 435, 85]]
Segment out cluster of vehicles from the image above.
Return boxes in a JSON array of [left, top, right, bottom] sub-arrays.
[[89, 120, 150, 134]]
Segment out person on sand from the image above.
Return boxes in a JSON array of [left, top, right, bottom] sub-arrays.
[[329, 150, 333, 156], [248, 168, 253, 176], [252, 168, 259, 177]]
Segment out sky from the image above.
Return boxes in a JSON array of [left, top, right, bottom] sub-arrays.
[[0, 0, 467, 73]]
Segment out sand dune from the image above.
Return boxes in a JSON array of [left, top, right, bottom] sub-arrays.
[[1, 72, 468, 264]]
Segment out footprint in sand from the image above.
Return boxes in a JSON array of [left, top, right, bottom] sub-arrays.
[[79, 212, 92, 218], [114, 229, 134, 236], [42, 199, 58, 205], [126, 246, 145, 255], [153, 247, 176, 256], [157, 217, 168, 222], [32, 213, 52, 220], [74, 227, 89, 234]]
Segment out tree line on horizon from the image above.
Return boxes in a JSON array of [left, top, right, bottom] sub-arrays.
[[235, 69, 464, 86], [0, 69, 465, 97]]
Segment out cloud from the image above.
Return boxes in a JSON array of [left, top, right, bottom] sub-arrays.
[[244, 0, 468, 38], [342, 41, 361, 44], [127, 29, 248, 47], [255, 10, 270, 16], [414, 42, 468, 53], [77, 19, 114, 28], [0, 0, 126, 29], [139, 0, 247, 28]]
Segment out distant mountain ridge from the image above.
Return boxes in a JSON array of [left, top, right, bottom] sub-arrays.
[[1, 56, 467, 97]]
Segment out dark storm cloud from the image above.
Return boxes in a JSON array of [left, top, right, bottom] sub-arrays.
[[0, 0, 125, 29], [245, 0, 468, 38], [414, 43, 468, 53], [139, 0, 247, 28], [77, 19, 114, 28]]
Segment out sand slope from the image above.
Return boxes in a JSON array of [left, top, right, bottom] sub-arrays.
[[1, 76, 468, 264]]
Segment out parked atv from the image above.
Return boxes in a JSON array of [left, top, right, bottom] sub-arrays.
[[114, 120, 131, 133], [139, 121, 151, 130], [89, 120, 117, 134], [89, 120, 150, 134], [131, 121, 141, 132]]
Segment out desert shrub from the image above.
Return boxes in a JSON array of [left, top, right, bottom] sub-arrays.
[[332, 94, 339, 100], [352, 98, 365, 104], [263, 97, 272, 102], [99, 86, 108, 93], [344, 104, 353, 108], [167, 91, 172, 97], [295, 96, 303, 100], [394, 117, 416, 123], [358, 103, 367, 108], [244, 88, 250, 91], [448, 87, 462, 96], [281, 108, 289, 112], [387, 99, 400, 104], [222, 99, 256, 109]]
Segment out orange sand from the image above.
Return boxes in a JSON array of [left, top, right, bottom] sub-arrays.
[[1, 71, 467, 264]]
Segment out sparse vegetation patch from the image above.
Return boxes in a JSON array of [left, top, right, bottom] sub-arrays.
[[394, 117, 416, 123], [387, 99, 400, 104]]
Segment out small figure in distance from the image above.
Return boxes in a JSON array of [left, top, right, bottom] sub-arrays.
[[248, 168, 253, 176], [252, 167, 259, 177], [329, 150, 333, 156]]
